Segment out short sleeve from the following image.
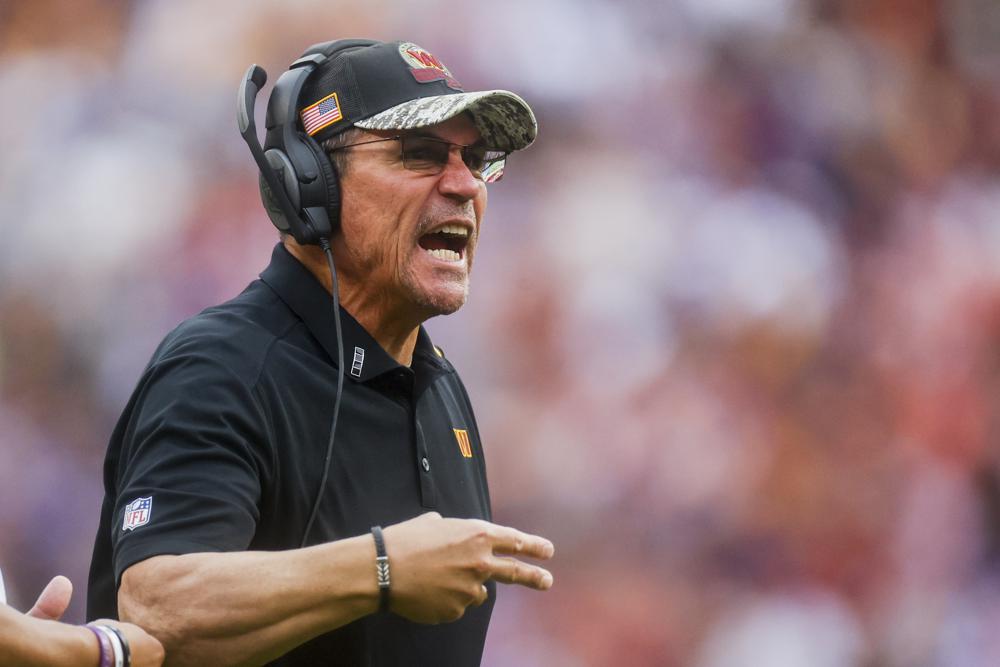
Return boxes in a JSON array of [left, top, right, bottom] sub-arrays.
[[110, 349, 272, 582]]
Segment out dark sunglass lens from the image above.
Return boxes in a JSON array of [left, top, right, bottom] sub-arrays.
[[461, 146, 488, 173], [401, 137, 450, 172]]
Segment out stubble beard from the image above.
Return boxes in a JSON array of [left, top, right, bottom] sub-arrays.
[[400, 258, 472, 319]]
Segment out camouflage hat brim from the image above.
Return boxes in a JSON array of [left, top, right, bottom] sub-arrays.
[[354, 90, 537, 152]]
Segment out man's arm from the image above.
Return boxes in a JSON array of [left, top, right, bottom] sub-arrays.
[[119, 512, 554, 667]]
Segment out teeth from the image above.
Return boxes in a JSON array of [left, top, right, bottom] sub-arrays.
[[426, 248, 461, 261], [438, 224, 469, 237]]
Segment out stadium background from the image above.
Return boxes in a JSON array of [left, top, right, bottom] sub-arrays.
[[2, 0, 1000, 664]]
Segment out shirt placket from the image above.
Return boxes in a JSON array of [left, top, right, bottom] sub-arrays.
[[413, 403, 438, 509]]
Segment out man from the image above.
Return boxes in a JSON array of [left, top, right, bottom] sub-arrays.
[[1, 574, 163, 666], [87, 39, 553, 666]]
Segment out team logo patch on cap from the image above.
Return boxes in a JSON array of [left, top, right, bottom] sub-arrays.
[[122, 496, 152, 531], [301, 92, 343, 136], [453, 428, 473, 458], [398, 42, 462, 90]]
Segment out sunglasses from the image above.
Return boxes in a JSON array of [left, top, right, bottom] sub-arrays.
[[328, 134, 508, 183]]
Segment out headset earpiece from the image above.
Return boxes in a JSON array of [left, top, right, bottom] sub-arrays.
[[303, 138, 341, 225]]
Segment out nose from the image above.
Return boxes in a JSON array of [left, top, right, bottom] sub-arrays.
[[437, 147, 481, 201]]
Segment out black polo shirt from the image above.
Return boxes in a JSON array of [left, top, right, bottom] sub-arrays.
[[87, 244, 495, 666]]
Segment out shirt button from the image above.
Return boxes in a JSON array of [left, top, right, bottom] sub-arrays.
[[421, 457, 430, 472]]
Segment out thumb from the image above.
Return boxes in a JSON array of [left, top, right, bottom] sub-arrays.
[[27, 575, 73, 620]]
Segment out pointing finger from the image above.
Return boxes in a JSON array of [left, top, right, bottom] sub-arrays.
[[488, 556, 554, 590], [489, 527, 554, 560]]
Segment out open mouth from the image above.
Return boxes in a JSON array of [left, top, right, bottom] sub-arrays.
[[418, 224, 470, 262]]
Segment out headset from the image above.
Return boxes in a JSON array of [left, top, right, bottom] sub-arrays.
[[238, 40, 377, 547], [237, 39, 377, 243]]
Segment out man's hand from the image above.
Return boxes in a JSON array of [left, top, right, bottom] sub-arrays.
[[383, 512, 554, 624]]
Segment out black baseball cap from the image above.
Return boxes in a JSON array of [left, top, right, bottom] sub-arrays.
[[297, 40, 537, 152]]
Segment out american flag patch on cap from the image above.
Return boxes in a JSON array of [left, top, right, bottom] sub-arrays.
[[301, 92, 343, 136]]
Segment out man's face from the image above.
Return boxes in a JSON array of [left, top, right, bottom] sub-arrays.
[[335, 114, 488, 320]]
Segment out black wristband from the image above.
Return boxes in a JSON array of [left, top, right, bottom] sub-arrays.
[[371, 525, 390, 612]]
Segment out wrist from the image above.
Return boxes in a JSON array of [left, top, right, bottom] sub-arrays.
[[46, 624, 101, 667], [304, 533, 381, 619]]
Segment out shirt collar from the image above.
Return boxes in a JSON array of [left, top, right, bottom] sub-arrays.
[[259, 243, 447, 382]]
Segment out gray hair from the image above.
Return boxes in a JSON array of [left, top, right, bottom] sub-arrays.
[[321, 127, 365, 176]]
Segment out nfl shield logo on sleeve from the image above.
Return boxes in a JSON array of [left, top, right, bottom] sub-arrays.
[[122, 496, 152, 532]]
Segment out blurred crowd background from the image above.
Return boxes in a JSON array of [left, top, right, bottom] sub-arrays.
[[2, 0, 1000, 665]]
